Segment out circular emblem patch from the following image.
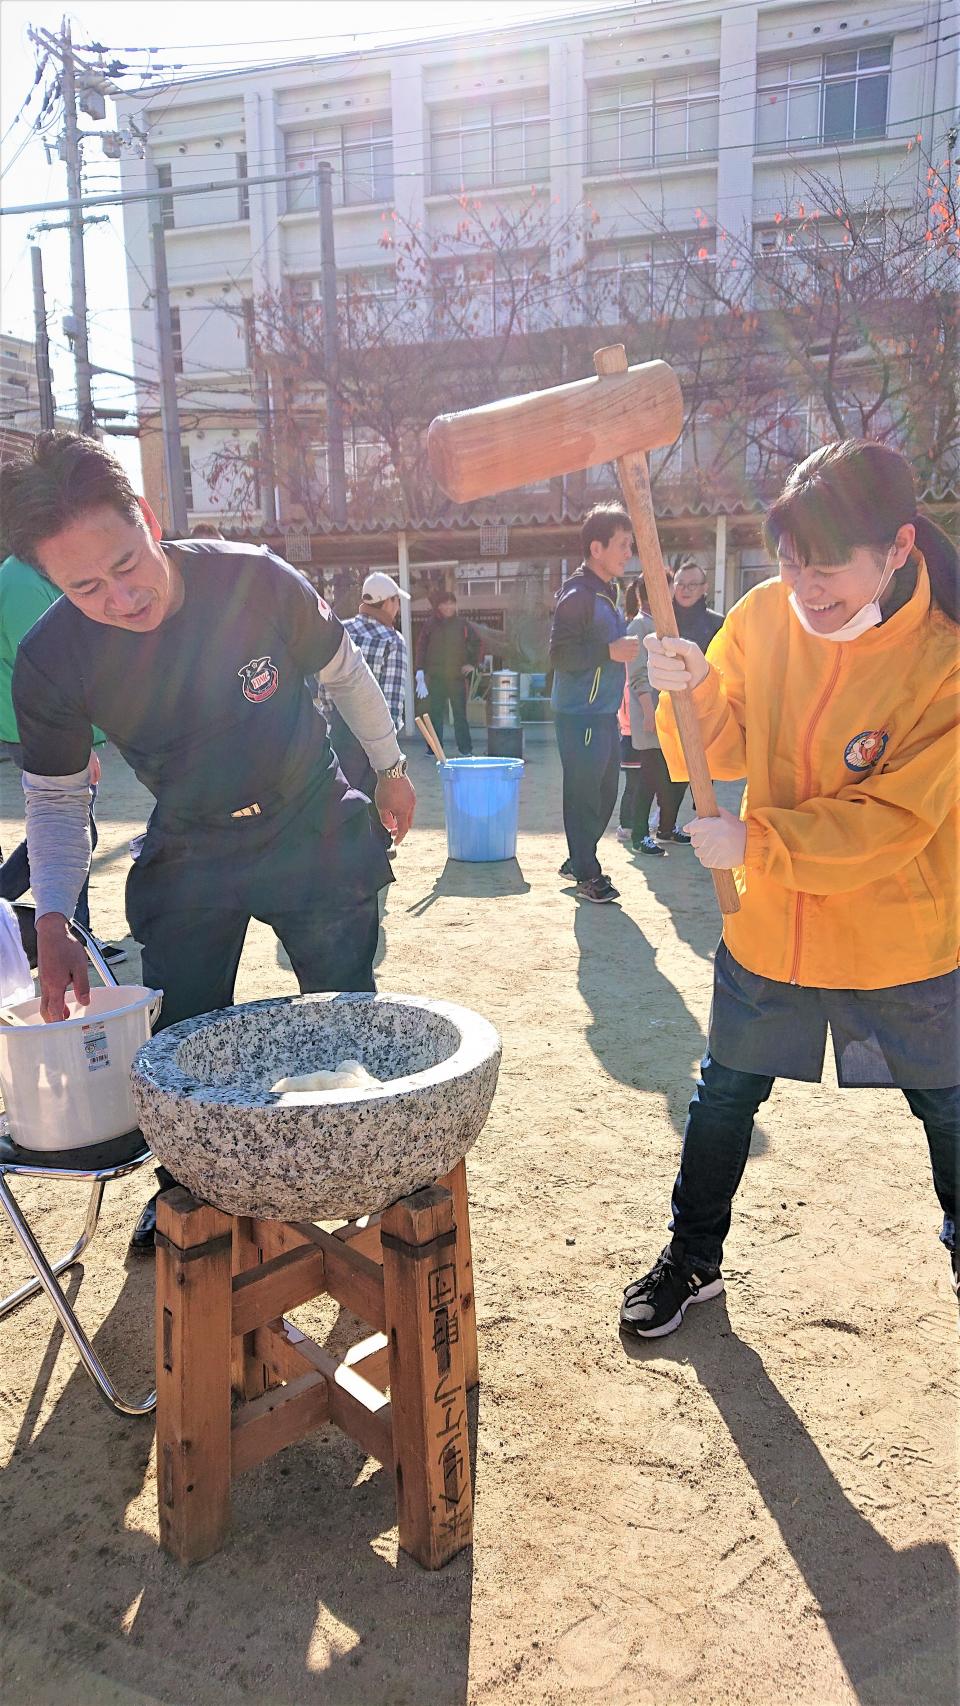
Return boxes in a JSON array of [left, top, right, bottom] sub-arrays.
[[844, 728, 889, 772], [239, 655, 279, 704]]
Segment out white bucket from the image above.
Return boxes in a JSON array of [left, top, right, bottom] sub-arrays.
[[0, 984, 162, 1151]]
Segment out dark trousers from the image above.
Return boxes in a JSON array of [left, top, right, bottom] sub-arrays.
[[127, 801, 391, 1032], [668, 1052, 959, 1271], [427, 676, 472, 755], [555, 714, 620, 883], [142, 890, 381, 1032], [619, 749, 688, 843]]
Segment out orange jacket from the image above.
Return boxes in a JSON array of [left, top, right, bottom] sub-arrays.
[[657, 557, 960, 989]]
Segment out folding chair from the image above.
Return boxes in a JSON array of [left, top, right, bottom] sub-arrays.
[[0, 905, 156, 1417]]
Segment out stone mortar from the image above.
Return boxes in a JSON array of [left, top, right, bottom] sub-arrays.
[[130, 991, 501, 1221]]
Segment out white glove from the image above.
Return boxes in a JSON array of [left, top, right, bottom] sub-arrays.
[[684, 807, 747, 870], [415, 670, 428, 700], [643, 633, 709, 692]]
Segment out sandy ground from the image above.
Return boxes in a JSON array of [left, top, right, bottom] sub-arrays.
[[0, 736, 957, 1706]]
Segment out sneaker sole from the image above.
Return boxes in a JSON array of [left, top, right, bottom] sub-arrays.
[[576, 890, 618, 903], [620, 1273, 724, 1339]]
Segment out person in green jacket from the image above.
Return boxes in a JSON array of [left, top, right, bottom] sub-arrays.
[[0, 554, 123, 960]]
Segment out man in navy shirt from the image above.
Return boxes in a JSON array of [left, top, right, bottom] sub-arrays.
[[549, 504, 640, 903], [1, 433, 415, 1243]]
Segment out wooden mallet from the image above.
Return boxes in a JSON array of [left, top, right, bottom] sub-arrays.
[[427, 347, 739, 915]]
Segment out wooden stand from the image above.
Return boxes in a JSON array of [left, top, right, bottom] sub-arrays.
[[155, 1160, 477, 1569]]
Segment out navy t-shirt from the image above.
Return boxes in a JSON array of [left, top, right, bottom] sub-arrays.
[[12, 541, 350, 827]]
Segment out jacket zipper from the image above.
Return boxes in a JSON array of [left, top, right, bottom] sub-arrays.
[[789, 649, 843, 983]]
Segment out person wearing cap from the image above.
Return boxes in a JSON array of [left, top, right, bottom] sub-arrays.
[[318, 571, 410, 802]]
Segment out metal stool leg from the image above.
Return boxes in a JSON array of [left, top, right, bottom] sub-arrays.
[[0, 1174, 156, 1417], [0, 1179, 104, 1320]]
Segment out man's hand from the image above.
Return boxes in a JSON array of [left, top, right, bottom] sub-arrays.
[[609, 635, 641, 663], [415, 669, 429, 700], [643, 633, 709, 692], [684, 807, 747, 870], [36, 912, 90, 1023], [460, 664, 474, 677], [88, 751, 101, 786], [375, 774, 417, 846]]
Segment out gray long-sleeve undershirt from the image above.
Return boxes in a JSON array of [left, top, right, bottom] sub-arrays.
[[22, 633, 402, 923]]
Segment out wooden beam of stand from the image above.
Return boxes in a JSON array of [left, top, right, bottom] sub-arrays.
[[439, 1159, 478, 1390], [593, 344, 740, 918], [334, 1215, 383, 1262], [231, 1371, 330, 1477], [155, 1188, 233, 1565], [231, 1243, 327, 1338], [381, 1185, 473, 1568], [256, 1320, 393, 1465], [290, 1222, 386, 1330]]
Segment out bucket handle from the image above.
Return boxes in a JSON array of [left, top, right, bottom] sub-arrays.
[[148, 990, 164, 1029]]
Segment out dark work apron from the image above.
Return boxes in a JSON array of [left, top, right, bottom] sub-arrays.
[[709, 941, 960, 1090]]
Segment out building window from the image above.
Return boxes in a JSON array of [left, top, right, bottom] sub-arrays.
[[752, 220, 883, 306], [284, 118, 393, 211], [309, 429, 398, 502], [588, 237, 715, 321], [169, 306, 183, 374], [339, 267, 398, 346], [180, 444, 194, 510], [587, 73, 719, 175], [431, 253, 552, 338], [156, 162, 174, 230], [429, 96, 549, 194], [237, 152, 249, 221], [756, 43, 890, 152]]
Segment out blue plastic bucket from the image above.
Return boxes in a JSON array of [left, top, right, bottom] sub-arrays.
[[440, 757, 524, 862]]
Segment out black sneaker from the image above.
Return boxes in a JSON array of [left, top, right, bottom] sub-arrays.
[[633, 834, 666, 857], [559, 857, 575, 878], [658, 830, 692, 846], [575, 875, 619, 903], [96, 941, 127, 966], [620, 1245, 724, 1339], [950, 1247, 959, 1305]]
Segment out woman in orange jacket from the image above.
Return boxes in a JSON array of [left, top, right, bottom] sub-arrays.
[[619, 440, 959, 1339]]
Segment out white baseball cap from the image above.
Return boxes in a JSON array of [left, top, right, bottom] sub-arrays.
[[361, 571, 410, 601]]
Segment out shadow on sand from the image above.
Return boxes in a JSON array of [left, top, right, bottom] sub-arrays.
[[622, 1301, 959, 1705], [1, 1253, 475, 1705]]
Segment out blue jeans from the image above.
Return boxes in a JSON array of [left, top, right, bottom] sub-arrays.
[[668, 1053, 959, 1271]]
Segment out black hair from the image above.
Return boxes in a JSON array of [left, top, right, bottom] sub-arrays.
[[0, 431, 142, 569], [624, 577, 644, 620], [581, 502, 633, 558], [764, 439, 959, 624]]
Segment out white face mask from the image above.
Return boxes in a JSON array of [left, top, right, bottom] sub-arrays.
[[788, 551, 897, 644]]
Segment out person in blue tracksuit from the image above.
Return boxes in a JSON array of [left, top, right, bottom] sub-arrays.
[[549, 504, 640, 903]]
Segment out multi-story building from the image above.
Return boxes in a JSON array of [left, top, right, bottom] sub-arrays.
[[0, 334, 44, 435], [116, 0, 957, 624]]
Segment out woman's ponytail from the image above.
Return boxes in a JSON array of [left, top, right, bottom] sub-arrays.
[[914, 512, 960, 624]]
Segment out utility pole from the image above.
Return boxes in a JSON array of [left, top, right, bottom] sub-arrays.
[[152, 219, 189, 535], [317, 161, 347, 526], [30, 246, 57, 430], [57, 23, 96, 436], [243, 299, 277, 529]]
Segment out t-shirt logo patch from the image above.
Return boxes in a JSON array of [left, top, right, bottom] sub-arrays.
[[239, 655, 279, 703], [844, 728, 889, 772]]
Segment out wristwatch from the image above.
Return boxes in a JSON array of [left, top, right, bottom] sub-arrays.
[[377, 756, 408, 779]]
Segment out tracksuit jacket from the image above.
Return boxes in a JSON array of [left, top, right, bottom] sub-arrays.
[[549, 565, 627, 716], [657, 555, 960, 989]]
